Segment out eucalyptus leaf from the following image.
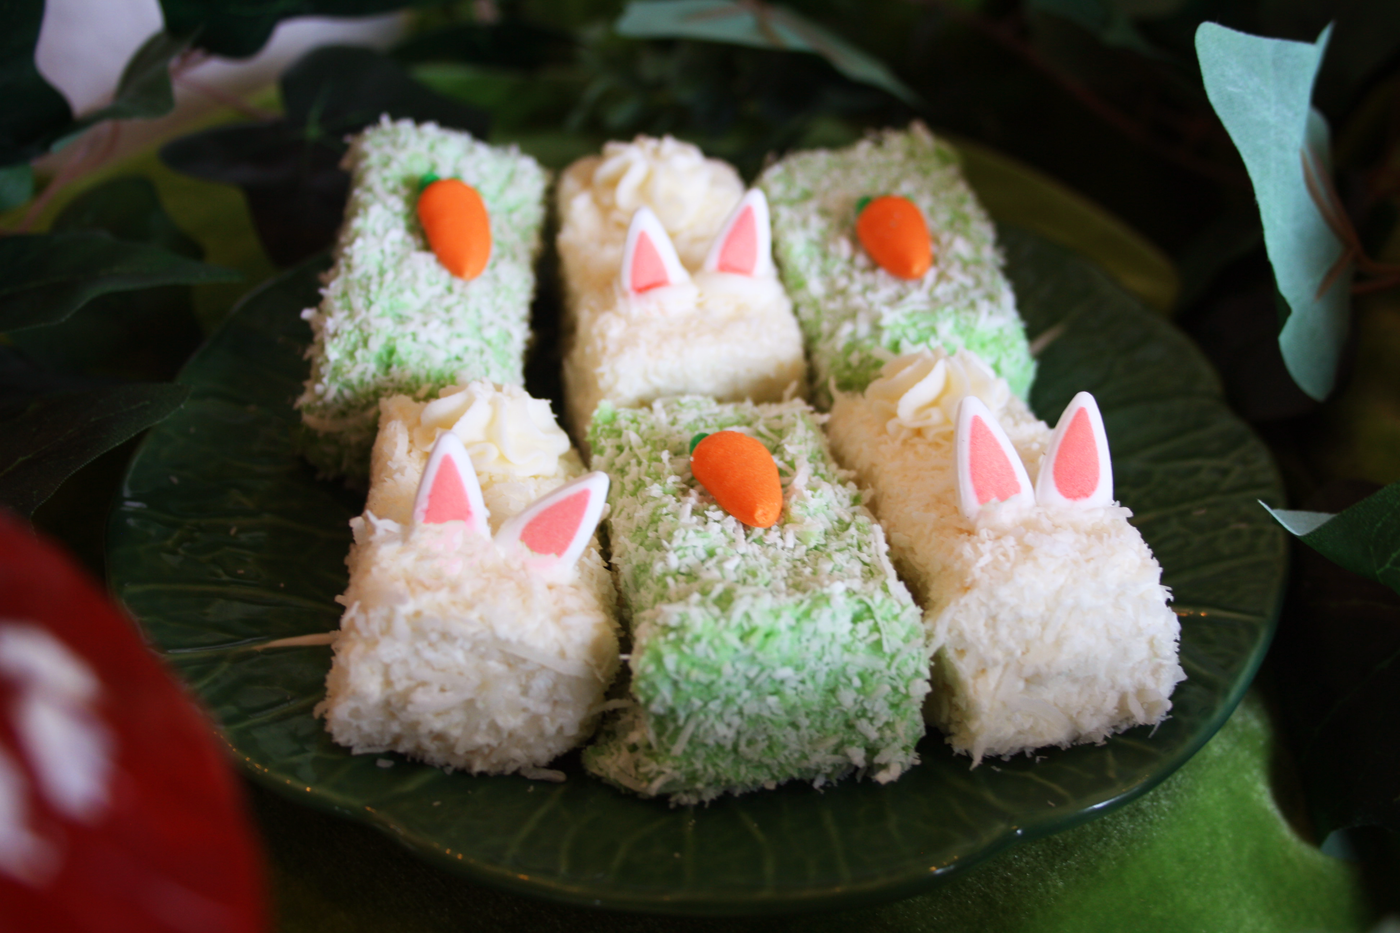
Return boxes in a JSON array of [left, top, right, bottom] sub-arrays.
[[0, 162, 34, 211], [615, 0, 920, 106], [0, 382, 189, 516], [0, 232, 239, 332], [0, 0, 75, 166], [1262, 483, 1400, 595], [160, 45, 489, 265], [1196, 22, 1349, 402]]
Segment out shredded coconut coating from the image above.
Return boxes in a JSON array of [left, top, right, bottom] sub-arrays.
[[757, 123, 1036, 408], [826, 390, 1184, 765], [317, 386, 620, 775], [556, 137, 807, 438], [296, 118, 548, 480], [583, 397, 928, 804]]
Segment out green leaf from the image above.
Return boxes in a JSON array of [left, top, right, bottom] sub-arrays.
[[9, 177, 207, 382], [390, 20, 574, 70], [49, 175, 203, 258], [1196, 22, 1349, 401], [76, 30, 188, 128], [0, 382, 189, 516], [279, 45, 489, 139], [1266, 480, 1400, 838], [0, 232, 239, 332], [1262, 483, 1400, 595], [615, 0, 920, 106], [160, 45, 489, 266], [0, 162, 33, 210], [0, 16, 183, 168], [160, 0, 439, 59], [0, 0, 75, 166], [1028, 0, 1163, 58]]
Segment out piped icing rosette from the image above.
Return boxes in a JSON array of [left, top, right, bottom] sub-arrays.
[[555, 136, 807, 439], [318, 380, 619, 776], [826, 349, 1183, 764]]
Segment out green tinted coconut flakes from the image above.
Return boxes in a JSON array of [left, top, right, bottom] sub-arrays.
[[296, 118, 548, 479], [584, 396, 929, 803], [759, 123, 1035, 407]]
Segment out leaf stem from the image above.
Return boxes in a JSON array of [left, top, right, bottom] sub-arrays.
[[12, 122, 122, 234], [1301, 146, 1400, 298], [169, 48, 278, 120]]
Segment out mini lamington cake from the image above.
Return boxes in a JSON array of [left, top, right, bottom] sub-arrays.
[[758, 122, 1035, 407], [583, 396, 928, 803], [555, 136, 806, 437], [297, 118, 548, 479], [826, 350, 1183, 764], [318, 380, 620, 775]]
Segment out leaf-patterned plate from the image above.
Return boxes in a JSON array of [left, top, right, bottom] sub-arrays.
[[107, 226, 1285, 914]]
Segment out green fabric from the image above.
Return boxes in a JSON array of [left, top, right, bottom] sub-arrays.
[[249, 691, 1375, 932]]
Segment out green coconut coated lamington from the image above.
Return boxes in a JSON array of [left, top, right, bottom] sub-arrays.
[[584, 396, 928, 803], [757, 122, 1035, 407], [296, 118, 548, 478]]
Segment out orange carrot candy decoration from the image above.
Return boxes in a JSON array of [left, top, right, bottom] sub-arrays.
[[689, 431, 784, 528], [854, 195, 933, 280], [417, 175, 492, 280]]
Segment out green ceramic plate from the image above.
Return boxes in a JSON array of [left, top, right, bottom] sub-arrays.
[[107, 225, 1285, 915]]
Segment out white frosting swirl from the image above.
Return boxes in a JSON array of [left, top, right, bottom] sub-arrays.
[[413, 381, 570, 477], [865, 348, 1011, 437], [591, 136, 741, 240]]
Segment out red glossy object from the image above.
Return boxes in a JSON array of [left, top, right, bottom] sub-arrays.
[[0, 511, 267, 933]]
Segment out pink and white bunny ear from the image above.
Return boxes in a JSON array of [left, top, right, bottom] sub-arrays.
[[702, 189, 773, 277], [955, 396, 1034, 520], [621, 207, 690, 295], [412, 432, 490, 538], [1035, 391, 1113, 509], [494, 471, 610, 579]]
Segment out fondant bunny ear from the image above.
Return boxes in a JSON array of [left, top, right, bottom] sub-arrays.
[[1036, 391, 1113, 508], [955, 396, 1033, 520], [494, 471, 610, 578], [621, 207, 690, 295], [702, 189, 773, 277], [412, 432, 490, 538]]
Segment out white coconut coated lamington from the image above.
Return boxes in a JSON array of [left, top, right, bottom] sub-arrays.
[[825, 350, 1183, 764], [555, 136, 806, 438], [317, 381, 620, 775], [758, 122, 1036, 408], [583, 396, 928, 803], [297, 118, 548, 479]]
